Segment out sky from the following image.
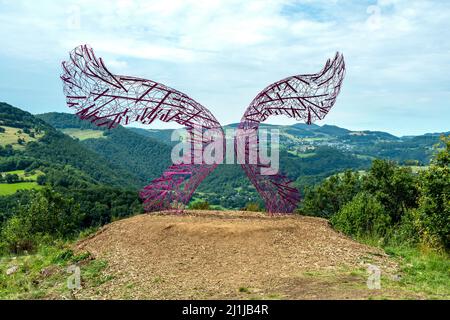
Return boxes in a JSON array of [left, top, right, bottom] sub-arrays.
[[0, 0, 449, 136]]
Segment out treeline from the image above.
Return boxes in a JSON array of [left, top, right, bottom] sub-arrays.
[[194, 146, 370, 209], [0, 102, 48, 131], [0, 187, 142, 254], [300, 136, 450, 251]]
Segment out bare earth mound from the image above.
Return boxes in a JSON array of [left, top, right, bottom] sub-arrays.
[[75, 211, 408, 300]]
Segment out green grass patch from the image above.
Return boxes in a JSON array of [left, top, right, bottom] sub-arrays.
[[1, 170, 44, 181], [0, 126, 43, 149], [61, 128, 105, 141], [0, 182, 42, 196], [0, 243, 111, 300], [382, 246, 450, 299]]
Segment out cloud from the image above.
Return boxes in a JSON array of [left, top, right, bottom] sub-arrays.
[[0, 0, 449, 135]]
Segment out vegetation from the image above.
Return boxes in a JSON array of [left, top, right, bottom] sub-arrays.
[[0, 243, 110, 299], [189, 200, 210, 210], [37, 112, 172, 186], [61, 128, 106, 141], [0, 182, 42, 196], [302, 136, 449, 251], [1, 102, 448, 299]]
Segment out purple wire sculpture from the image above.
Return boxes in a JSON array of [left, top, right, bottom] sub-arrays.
[[237, 53, 346, 214], [61, 45, 223, 212], [61, 45, 345, 215]]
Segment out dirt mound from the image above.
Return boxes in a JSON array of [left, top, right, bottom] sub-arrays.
[[75, 211, 402, 300]]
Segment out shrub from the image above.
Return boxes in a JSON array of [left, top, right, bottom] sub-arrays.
[[412, 136, 450, 250], [245, 202, 261, 212], [301, 170, 362, 217], [189, 201, 210, 210], [0, 188, 83, 254], [1, 216, 34, 253], [331, 192, 392, 238], [363, 159, 419, 223]]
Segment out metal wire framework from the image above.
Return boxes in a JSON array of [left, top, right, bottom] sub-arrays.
[[60, 45, 345, 215], [237, 53, 346, 214], [61, 45, 222, 212]]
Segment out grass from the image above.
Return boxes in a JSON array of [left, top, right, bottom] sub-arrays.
[[0, 182, 42, 196], [382, 245, 450, 299], [61, 128, 105, 141], [0, 169, 45, 195], [0, 243, 111, 299], [0, 126, 43, 149], [1, 170, 44, 181], [355, 236, 450, 299]]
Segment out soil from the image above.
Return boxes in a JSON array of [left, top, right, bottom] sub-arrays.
[[74, 210, 418, 300]]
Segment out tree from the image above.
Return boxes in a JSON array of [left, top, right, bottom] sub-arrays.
[[301, 170, 361, 217], [413, 135, 450, 250], [331, 192, 391, 238], [363, 160, 419, 223], [36, 174, 47, 186], [5, 173, 19, 184]]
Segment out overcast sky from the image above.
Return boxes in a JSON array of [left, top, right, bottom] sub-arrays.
[[0, 0, 449, 136]]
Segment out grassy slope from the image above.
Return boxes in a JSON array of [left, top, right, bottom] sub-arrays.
[[61, 129, 105, 141], [0, 243, 110, 299], [0, 126, 44, 149], [0, 183, 42, 196], [0, 170, 45, 196]]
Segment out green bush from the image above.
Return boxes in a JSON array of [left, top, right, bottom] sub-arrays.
[[412, 136, 450, 250], [331, 192, 392, 238], [1, 216, 34, 253], [301, 170, 362, 217], [363, 159, 419, 223], [245, 202, 261, 212], [0, 188, 83, 254], [189, 201, 210, 210]]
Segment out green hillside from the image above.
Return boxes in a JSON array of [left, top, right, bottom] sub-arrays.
[[0, 103, 143, 227], [37, 113, 172, 186]]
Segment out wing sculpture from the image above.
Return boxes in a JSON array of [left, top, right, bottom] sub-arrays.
[[61, 45, 223, 212], [237, 53, 346, 214]]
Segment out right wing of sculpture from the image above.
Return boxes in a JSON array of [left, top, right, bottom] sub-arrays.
[[61, 45, 223, 211], [238, 53, 346, 214]]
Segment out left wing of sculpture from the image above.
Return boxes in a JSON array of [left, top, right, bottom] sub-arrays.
[[61, 45, 223, 212]]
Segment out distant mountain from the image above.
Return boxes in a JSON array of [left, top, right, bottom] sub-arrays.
[[0, 102, 50, 131], [129, 121, 445, 165], [2, 103, 448, 210], [314, 125, 350, 136], [128, 127, 176, 146]]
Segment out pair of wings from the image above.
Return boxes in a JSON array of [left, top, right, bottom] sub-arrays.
[[61, 45, 345, 214]]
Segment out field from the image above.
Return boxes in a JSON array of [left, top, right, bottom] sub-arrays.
[[0, 126, 43, 149], [61, 128, 105, 141], [0, 182, 42, 196], [0, 170, 45, 195]]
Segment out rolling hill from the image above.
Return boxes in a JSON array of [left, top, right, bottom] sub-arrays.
[[2, 103, 448, 211], [37, 112, 172, 186]]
